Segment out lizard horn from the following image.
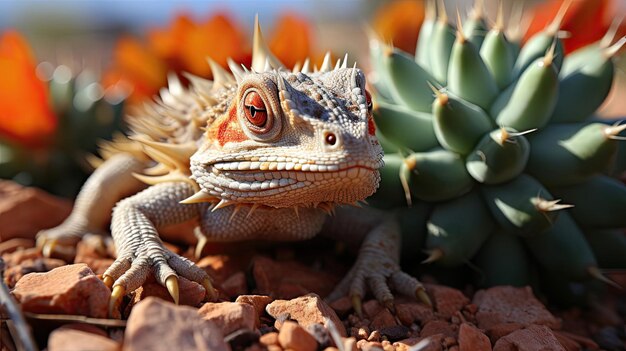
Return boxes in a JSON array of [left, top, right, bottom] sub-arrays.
[[180, 191, 215, 204], [301, 58, 311, 74], [207, 57, 235, 90], [320, 51, 332, 72], [227, 58, 245, 84], [341, 53, 349, 69], [252, 14, 285, 72]]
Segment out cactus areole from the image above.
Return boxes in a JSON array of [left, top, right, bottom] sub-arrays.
[[369, 0, 626, 296]]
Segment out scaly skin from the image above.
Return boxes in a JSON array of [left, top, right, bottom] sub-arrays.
[[37, 18, 429, 316]]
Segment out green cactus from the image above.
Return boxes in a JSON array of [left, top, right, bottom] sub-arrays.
[[0, 65, 126, 197], [369, 0, 626, 298]]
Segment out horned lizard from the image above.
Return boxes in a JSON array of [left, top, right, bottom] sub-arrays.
[[36, 18, 429, 316]]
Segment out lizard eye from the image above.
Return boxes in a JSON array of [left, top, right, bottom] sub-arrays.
[[244, 91, 268, 128], [365, 90, 373, 112]]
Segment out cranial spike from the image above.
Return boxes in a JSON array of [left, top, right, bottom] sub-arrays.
[[130, 136, 195, 166], [334, 58, 341, 71], [227, 58, 245, 84], [604, 36, 626, 58], [144, 162, 169, 176], [437, 0, 448, 23], [212, 199, 235, 212], [292, 61, 302, 73], [180, 190, 215, 204], [341, 53, 349, 69], [183, 72, 213, 92], [588, 267, 622, 289], [167, 72, 184, 97], [264, 58, 273, 72], [85, 154, 104, 169], [301, 58, 311, 73], [535, 198, 575, 212], [252, 14, 285, 72], [350, 62, 358, 89], [207, 57, 234, 90], [601, 16, 625, 48], [133, 172, 196, 188], [320, 52, 332, 72]]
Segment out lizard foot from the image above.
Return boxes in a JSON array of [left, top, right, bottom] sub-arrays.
[[103, 242, 217, 317], [36, 219, 104, 258], [326, 255, 431, 317]]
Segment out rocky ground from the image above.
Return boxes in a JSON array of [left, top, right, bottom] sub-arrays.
[[1, 180, 625, 351]]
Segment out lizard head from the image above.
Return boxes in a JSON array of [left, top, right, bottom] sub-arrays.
[[188, 62, 383, 210], [189, 64, 383, 209]]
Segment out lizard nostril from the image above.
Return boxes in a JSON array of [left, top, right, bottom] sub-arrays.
[[325, 132, 337, 146]]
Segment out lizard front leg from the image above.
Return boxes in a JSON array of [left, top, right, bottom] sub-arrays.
[[36, 153, 147, 256], [324, 207, 430, 316], [102, 182, 212, 315]]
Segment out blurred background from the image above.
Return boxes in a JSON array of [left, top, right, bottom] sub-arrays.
[[0, 0, 625, 197]]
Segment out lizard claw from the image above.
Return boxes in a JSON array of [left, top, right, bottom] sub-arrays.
[[41, 239, 58, 258], [202, 278, 218, 302], [165, 276, 180, 305], [194, 227, 208, 260], [102, 275, 114, 290], [109, 285, 126, 317], [351, 294, 363, 318], [416, 287, 432, 307]]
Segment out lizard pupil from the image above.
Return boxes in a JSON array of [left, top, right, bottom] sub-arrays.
[[325, 133, 337, 146], [244, 91, 268, 128]]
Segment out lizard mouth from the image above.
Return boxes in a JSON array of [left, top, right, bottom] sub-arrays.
[[190, 157, 381, 207]]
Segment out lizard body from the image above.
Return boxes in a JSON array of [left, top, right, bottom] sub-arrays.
[[37, 18, 428, 316]]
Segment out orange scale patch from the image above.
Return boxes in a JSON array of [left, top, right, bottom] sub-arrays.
[[208, 104, 249, 146]]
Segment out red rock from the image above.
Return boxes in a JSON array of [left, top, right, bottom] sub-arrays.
[[424, 284, 470, 319], [420, 320, 458, 339], [278, 321, 318, 351], [396, 302, 436, 326], [485, 323, 524, 345], [133, 276, 206, 307], [394, 337, 422, 351], [473, 286, 561, 330], [0, 181, 72, 241], [554, 331, 598, 350], [397, 334, 445, 351], [554, 331, 582, 351], [363, 300, 384, 319], [493, 325, 566, 351], [197, 301, 256, 335], [458, 323, 491, 351], [259, 332, 279, 346], [197, 254, 249, 285], [370, 308, 398, 331], [0, 238, 34, 254], [47, 327, 119, 351], [4, 256, 65, 288], [11, 264, 109, 318], [329, 296, 353, 317], [2, 247, 41, 266], [266, 293, 347, 337], [124, 297, 226, 351], [220, 271, 247, 297], [235, 294, 273, 324], [73, 236, 115, 275], [252, 256, 340, 299]]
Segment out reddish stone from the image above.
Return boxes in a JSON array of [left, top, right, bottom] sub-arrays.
[[424, 284, 470, 319], [458, 323, 491, 351], [197, 254, 249, 285], [421, 320, 458, 339], [485, 323, 524, 345], [554, 331, 582, 351], [259, 332, 279, 346], [493, 325, 566, 351], [394, 337, 422, 351], [47, 327, 119, 351], [278, 321, 318, 351], [0, 238, 34, 254], [125, 297, 227, 351], [0, 181, 72, 241], [363, 300, 384, 319], [197, 301, 256, 335], [133, 276, 206, 307], [329, 296, 353, 317], [266, 293, 346, 337], [11, 264, 109, 318], [73, 236, 115, 275], [4, 256, 65, 288], [2, 247, 42, 266], [235, 294, 273, 324], [370, 308, 398, 331], [473, 286, 561, 330], [554, 331, 598, 350], [220, 271, 247, 297], [252, 256, 339, 299], [396, 302, 436, 326]]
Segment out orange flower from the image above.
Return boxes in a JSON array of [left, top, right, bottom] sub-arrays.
[[373, 0, 425, 54], [0, 31, 56, 147], [525, 0, 625, 54], [106, 12, 316, 104]]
